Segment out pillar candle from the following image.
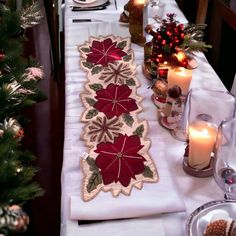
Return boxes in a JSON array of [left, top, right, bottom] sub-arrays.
[[167, 67, 192, 95], [188, 120, 217, 169], [128, 0, 148, 46]]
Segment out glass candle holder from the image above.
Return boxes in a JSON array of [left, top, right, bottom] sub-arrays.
[[182, 88, 236, 177]]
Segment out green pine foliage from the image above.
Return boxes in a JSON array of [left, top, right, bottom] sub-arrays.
[[0, 0, 44, 212], [180, 23, 212, 54], [0, 129, 44, 205]]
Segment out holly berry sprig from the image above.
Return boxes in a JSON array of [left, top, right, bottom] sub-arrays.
[[145, 13, 211, 66]]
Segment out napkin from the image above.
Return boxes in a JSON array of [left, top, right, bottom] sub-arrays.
[[77, 218, 166, 236], [70, 137, 186, 220]]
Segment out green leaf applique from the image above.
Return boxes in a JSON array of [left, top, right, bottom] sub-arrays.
[[85, 97, 96, 106], [123, 54, 132, 62], [143, 165, 153, 179], [91, 66, 103, 75], [117, 41, 127, 49], [86, 156, 103, 193], [80, 47, 91, 53], [122, 113, 134, 127], [89, 83, 103, 92], [86, 156, 99, 172], [82, 61, 93, 69], [87, 171, 102, 193], [133, 124, 144, 137], [85, 109, 98, 119], [126, 78, 136, 86]]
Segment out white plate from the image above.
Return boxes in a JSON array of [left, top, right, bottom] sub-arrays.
[[72, 0, 108, 7], [73, 0, 97, 4], [186, 200, 236, 236]]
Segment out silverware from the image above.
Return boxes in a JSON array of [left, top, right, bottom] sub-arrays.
[[114, 0, 117, 10], [72, 19, 104, 22]]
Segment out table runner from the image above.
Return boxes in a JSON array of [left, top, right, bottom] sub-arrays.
[[79, 35, 158, 201]]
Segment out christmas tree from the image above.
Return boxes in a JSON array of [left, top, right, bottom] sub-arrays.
[[0, 1, 45, 234]]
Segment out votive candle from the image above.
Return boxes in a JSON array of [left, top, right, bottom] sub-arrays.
[[188, 120, 217, 169], [167, 67, 192, 95]]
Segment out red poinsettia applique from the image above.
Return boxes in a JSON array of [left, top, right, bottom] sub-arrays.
[[95, 134, 146, 187], [94, 84, 138, 119], [86, 38, 127, 66]]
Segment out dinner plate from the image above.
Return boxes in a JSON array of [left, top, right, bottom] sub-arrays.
[[186, 200, 236, 236], [72, 0, 108, 7], [73, 0, 96, 4]]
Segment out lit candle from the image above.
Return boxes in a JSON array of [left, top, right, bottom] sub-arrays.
[[188, 121, 217, 169], [167, 67, 192, 95], [128, 0, 148, 46], [157, 61, 173, 79]]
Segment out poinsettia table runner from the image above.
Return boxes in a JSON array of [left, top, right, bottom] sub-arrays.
[[79, 35, 159, 201]]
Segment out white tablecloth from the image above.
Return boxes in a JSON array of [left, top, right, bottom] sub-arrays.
[[61, 1, 226, 235]]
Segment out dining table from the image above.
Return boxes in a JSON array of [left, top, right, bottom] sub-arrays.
[[61, 0, 229, 235]]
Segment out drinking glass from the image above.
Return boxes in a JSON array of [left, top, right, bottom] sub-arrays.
[[214, 117, 236, 200]]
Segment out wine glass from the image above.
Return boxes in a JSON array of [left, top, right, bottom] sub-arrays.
[[181, 88, 236, 177], [214, 117, 236, 200]]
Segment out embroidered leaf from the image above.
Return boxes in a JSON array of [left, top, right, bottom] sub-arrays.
[[123, 54, 132, 62], [80, 47, 91, 53], [86, 109, 98, 119], [87, 171, 102, 193], [85, 97, 97, 106], [143, 165, 153, 179], [86, 156, 99, 172], [82, 61, 93, 69], [117, 41, 127, 49], [91, 66, 103, 75], [126, 78, 136, 86], [122, 113, 134, 127], [133, 124, 144, 137], [89, 83, 103, 92]]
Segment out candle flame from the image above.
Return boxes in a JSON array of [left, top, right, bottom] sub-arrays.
[[175, 67, 187, 76], [190, 127, 210, 138], [134, 0, 147, 4], [174, 51, 187, 62]]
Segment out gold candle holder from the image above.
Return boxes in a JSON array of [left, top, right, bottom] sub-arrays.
[[128, 0, 148, 46]]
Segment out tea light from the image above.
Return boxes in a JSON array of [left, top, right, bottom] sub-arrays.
[[167, 67, 192, 95], [158, 61, 173, 79], [188, 120, 217, 170]]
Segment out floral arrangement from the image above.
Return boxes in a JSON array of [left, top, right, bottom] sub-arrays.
[[144, 13, 211, 77]]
